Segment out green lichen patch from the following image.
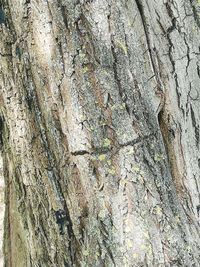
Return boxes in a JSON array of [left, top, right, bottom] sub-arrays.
[[108, 166, 116, 175], [103, 138, 111, 147], [98, 154, 106, 161], [116, 40, 128, 55]]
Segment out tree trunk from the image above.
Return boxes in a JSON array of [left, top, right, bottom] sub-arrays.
[[0, 0, 200, 266]]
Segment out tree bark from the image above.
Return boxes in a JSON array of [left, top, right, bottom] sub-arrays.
[[0, 0, 200, 266]]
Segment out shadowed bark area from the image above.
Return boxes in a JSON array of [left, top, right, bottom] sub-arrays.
[[0, 0, 200, 266]]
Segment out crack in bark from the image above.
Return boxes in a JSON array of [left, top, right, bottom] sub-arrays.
[[71, 132, 155, 158], [0, 115, 4, 150], [71, 150, 90, 156], [183, 33, 191, 76], [135, 0, 163, 91], [190, 105, 200, 146], [164, 2, 178, 75], [110, 38, 124, 99]]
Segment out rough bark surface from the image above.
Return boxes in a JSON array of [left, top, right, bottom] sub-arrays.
[[0, 0, 200, 266], [0, 154, 4, 266]]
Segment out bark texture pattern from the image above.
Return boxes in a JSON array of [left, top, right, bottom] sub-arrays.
[[0, 0, 200, 266]]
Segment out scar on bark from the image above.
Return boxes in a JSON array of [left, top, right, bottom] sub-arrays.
[[158, 107, 184, 197]]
